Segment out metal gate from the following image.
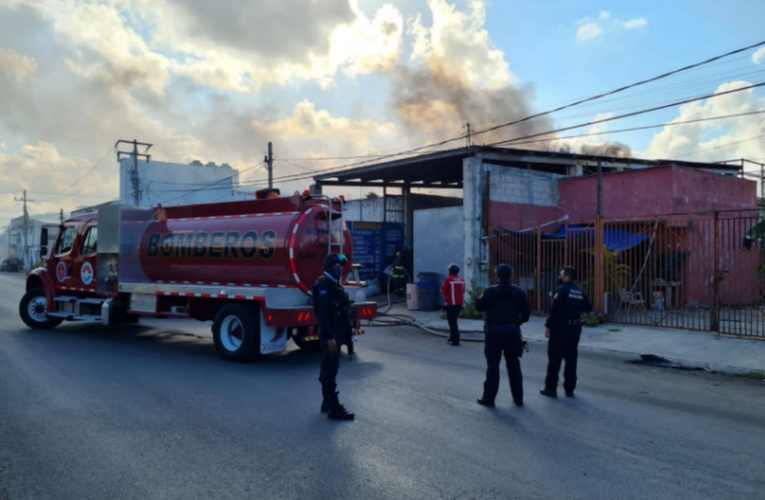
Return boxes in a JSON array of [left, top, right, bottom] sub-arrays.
[[489, 211, 765, 339]]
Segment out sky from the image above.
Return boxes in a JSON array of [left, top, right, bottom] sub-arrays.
[[0, 0, 764, 224]]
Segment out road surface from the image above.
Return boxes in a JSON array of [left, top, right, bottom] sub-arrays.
[[1, 272, 763, 499]]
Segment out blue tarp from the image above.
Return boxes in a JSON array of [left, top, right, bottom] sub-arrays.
[[549, 226, 650, 252], [496, 225, 649, 252]]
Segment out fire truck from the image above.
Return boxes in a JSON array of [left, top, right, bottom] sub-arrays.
[[18, 193, 377, 361]]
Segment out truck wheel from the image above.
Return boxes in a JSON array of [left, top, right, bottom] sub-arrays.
[[212, 304, 260, 362], [19, 287, 63, 330]]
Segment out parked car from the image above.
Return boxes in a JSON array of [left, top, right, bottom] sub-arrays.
[[1, 257, 22, 272]]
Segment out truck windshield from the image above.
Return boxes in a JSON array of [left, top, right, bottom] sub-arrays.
[[54, 227, 77, 256]]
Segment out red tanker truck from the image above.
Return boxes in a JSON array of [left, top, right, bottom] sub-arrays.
[[18, 193, 377, 362]]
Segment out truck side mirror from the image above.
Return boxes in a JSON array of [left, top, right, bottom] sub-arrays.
[[41, 227, 48, 243]]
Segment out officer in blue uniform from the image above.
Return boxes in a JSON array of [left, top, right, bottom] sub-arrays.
[[540, 266, 593, 398], [313, 253, 354, 420], [475, 264, 530, 407]]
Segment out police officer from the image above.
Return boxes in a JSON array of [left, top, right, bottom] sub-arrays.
[[475, 264, 530, 407], [540, 266, 593, 398], [313, 253, 355, 421]]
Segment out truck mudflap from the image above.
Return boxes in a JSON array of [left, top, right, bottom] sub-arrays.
[[260, 312, 288, 355]]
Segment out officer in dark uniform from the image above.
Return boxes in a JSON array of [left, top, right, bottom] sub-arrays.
[[390, 251, 408, 296], [475, 264, 530, 407], [540, 266, 593, 398], [313, 253, 355, 420]]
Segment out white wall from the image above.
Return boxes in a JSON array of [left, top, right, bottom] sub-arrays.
[[487, 163, 561, 206], [414, 205, 464, 296], [120, 158, 255, 207]]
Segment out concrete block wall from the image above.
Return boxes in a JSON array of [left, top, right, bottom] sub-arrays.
[[487, 164, 561, 207]]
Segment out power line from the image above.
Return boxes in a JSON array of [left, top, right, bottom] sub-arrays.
[[39, 146, 116, 203], [273, 155, 317, 173], [160, 161, 266, 201], [505, 110, 765, 147], [489, 81, 765, 148], [226, 80, 765, 187], [240, 42, 765, 185], [465, 39, 765, 143], [668, 134, 765, 160]]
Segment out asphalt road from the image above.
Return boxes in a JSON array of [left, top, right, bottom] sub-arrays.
[[1, 272, 764, 500]]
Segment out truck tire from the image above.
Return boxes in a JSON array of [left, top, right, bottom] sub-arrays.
[[19, 287, 63, 330], [212, 304, 260, 362]]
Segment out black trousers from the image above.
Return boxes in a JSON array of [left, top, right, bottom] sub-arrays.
[[446, 305, 462, 342], [319, 344, 341, 402], [545, 329, 581, 393], [482, 325, 523, 403]]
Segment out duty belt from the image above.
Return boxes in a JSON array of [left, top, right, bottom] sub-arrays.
[[566, 319, 583, 326]]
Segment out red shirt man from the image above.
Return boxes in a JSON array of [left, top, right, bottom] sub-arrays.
[[441, 264, 466, 346]]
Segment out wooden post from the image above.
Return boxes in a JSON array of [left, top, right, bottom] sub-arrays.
[[594, 216, 605, 315], [712, 212, 720, 333], [536, 224, 542, 315]]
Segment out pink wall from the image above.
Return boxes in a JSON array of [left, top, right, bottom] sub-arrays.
[[671, 168, 756, 214], [558, 167, 756, 221], [489, 202, 559, 231], [559, 168, 675, 221]]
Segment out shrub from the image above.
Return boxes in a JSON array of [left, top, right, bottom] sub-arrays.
[[459, 285, 486, 320], [582, 312, 601, 327]]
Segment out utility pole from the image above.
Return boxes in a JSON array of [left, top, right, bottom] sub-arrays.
[[14, 190, 34, 269], [116, 139, 152, 206], [466, 122, 471, 150], [59, 209, 64, 225], [267, 142, 273, 188]]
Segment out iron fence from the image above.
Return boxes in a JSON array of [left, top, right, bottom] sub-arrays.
[[488, 210, 765, 339]]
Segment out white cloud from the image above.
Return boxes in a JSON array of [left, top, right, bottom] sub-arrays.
[[131, 0, 404, 91], [643, 81, 765, 162], [331, 1, 404, 78], [575, 12, 647, 41], [0, 142, 118, 217], [409, 0, 515, 90], [577, 22, 603, 41], [43, 1, 170, 95], [252, 100, 396, 150], [754, 47, 765, 65], [0, 47, 37, 82], [623, 17, 648, 29]]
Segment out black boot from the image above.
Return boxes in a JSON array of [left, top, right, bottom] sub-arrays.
[[327, 392, 355, 421], [320, 389, 333, 413], [539, 388, 558, 398]]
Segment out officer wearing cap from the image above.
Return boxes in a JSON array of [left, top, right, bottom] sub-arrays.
[[313, 253, 355, 420], [475, 264, 530, 407], [540, 266, 593, 398]]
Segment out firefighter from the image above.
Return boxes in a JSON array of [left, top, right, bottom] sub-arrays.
[[390, 251, 408, 297], [313, 253, 355, 421], [256, 188, 281, 200], [441, 264, 466, 346], [475, 264, 530, 407], [540, 266, 593, 398]]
